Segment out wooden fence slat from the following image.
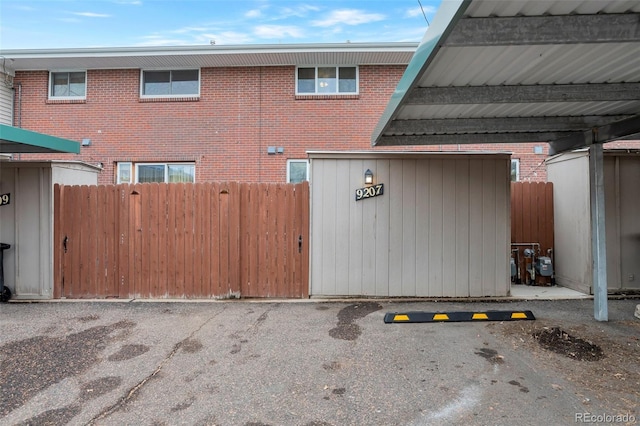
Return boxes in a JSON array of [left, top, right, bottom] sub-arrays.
[[53, 184, 63, 299], [118, 185, 130, 298], [229, 182, 241, 295]]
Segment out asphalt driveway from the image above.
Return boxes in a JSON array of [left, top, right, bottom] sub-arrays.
[[1, 298, 638, 426]]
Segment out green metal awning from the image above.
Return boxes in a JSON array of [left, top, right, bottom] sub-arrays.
[[0, 124, 80, 154]]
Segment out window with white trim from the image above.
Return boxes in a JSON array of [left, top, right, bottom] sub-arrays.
[[49, 71, 86, 99], [287, 160, 309, 183], [511, 159, 520, 182], [117, 162, 195, 183], [141, 69, 200, 97], [296, 66, 358, 95]]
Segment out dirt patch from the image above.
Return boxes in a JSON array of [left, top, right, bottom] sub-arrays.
[[533, 327, 604, 361], [497, 319, 640, 415]]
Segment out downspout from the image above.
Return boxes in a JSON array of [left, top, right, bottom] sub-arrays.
[[16, 82, 22, 159], [17, 82, 22, 128]]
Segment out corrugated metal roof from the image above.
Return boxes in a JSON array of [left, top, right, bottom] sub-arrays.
[[372, 0, 640, 154], [0, 43, 418, 71]]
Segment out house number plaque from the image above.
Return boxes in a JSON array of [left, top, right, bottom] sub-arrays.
[[355, 184, 383, 201], [0, 193, 9, 206]]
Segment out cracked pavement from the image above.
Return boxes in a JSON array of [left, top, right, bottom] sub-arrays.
[[0, 299, 638, 425]]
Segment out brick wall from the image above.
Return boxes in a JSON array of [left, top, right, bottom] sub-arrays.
[[13, 66, 631, 184], [16, 66, 413, 184]]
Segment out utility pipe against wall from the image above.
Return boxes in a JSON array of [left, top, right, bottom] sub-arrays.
[[17, 82, 22, 128]]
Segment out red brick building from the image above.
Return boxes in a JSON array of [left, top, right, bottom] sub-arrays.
[[1, 43, 636, 184]]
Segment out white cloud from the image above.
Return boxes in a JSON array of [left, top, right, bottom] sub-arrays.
[[254, 25, 304, 39], [245, 9, 262, 18], [72, 12, 112, 18], [278, 4, 320, 18], [405, 5, 436, 18], [311, 9, 385, 27]]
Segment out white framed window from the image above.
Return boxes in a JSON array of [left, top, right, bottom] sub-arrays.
[[117, 162, 132, 184], [296, 66, 358, 95], [141, 69, 200, 97], [116, 162, 195, 183], [511, 159, 520, 182], [287, 159, 309, 183], [49, 71, 86, 99]]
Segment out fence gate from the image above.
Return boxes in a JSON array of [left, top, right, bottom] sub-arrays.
[[54, 182, 309, 299]]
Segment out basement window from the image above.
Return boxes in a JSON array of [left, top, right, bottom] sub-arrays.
[[296, 66, 358, 95], [49, 71, 86, 99], [141, 69, 200, 97], [117, 162, 195, 183]]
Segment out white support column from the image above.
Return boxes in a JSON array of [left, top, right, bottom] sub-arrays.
[[589, 143, 608, 321]]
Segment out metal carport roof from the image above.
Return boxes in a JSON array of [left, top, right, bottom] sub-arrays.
[[0, 124, 80, 154], [372, 0, 640, 154], [372, 0, 640, 322]]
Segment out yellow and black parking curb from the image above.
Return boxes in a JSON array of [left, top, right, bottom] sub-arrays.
[[384, 310, 535, 323]]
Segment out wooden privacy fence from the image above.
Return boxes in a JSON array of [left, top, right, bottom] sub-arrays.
[[54, 182, 309, 299], [510, 182, 554, 284]]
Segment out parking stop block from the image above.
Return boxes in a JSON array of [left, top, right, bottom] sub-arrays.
[[384, 310, 535, 323]]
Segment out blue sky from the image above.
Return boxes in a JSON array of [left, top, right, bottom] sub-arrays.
[[0, 0, 441, 49]]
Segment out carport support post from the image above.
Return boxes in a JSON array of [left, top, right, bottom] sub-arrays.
[[589, 143, 608, 321]]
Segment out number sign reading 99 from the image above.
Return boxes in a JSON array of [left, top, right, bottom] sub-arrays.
[[355, 183, 383, 201], [0, 193, 9, 206]]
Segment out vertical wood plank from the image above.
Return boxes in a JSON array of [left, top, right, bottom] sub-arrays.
[[184, 183, 195, 298], [81, 186, 94, 297], [92, 185, 104, 297], [276, 183, 287, 296], [175, 184, 186, 297], [238, 183, 246, 296], [131, 185, 143, 297], [157, 184, 169, 297], [218, 186, 230, 295], [118, 185, 130, 298], [299, 181, 310, 298], [210, 183, 220, 295], [53, 184, 63, 299], [194, 183, 205, 297], [148, 183, 161, 296], [228, 182, 241, 295]]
